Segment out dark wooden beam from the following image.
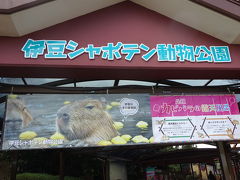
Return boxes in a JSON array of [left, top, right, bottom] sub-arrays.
[[114, 80, 119, 87], [42, 79, 74, 86], [204, 79, 213, 86], [0, 85, 239, 94]]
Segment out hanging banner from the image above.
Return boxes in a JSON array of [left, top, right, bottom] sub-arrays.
[[151, 95, 240, 143], [2, 94, 240, 149], [2, 94, 152, 150]]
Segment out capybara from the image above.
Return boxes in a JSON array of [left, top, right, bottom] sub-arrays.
[[56, 99, 118, 144], [5, 98, 33, 139]]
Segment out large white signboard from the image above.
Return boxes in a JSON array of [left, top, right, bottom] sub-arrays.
[[152, 115, 240, 143]]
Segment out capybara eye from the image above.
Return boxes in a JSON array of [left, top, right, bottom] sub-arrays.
[[85, 105, 94, 110], [62, 113, 70, 123]]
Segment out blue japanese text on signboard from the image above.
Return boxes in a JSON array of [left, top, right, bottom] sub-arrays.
[[21, 39, 231, 63]]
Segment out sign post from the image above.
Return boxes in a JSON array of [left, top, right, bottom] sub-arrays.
[[59, 151, 64, 180], [217, 142, 235, 180]]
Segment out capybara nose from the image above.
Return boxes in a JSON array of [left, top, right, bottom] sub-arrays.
[[85, 105, 94, 110]]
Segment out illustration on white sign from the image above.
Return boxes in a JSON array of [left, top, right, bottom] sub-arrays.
[[152, 115, 240, 143]]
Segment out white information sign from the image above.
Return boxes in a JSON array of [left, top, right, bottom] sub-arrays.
[[152, 115, 240, 143]]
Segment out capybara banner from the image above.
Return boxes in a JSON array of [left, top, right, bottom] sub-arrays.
[[2, 94, 152, 150]]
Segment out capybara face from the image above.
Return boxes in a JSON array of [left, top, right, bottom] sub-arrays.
[[5, 98, 33, 138], [56, 99, 118, 144], [6, 98, 33, 127]]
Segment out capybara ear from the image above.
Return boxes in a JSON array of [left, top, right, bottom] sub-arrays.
[[22, 107, 33, 127], [99, 97, 107, 107], [100, 102, 107, 110]]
